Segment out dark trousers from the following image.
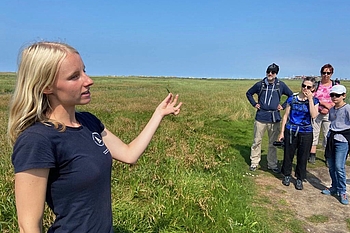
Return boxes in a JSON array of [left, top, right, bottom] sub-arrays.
[[281, 129, 313, 180]]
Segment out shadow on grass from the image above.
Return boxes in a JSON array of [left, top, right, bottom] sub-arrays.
[[207, 118, 321, 182], [305, 170, 327, 191], [206, 117, 254, 165], [232, 143, 252, 166], [208, 118, 281, 173], [209, 119, 283, 179], [113, 226, 132, 233]]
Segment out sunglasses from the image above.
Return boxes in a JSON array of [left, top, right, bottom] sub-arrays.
[[330, 93, 343, 98], [267, 70, 276, 74], [322, 72, 332, 75], [301, 84, 313, 89]]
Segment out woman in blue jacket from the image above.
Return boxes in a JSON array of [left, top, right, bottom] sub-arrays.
[[278, 77, 319, 190]]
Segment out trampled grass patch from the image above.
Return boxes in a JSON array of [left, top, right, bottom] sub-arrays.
[[306, 214, 329, 223]]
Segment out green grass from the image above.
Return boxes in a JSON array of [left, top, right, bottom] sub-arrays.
[[1, 73, 349, 232], [346, 218, 350, 231], [306, 215, 329, 223]]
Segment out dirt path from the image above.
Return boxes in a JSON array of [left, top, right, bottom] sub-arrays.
[[254, 166, 350, 233]]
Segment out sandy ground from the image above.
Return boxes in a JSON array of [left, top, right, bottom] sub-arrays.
[[254, 165, 350, 233]]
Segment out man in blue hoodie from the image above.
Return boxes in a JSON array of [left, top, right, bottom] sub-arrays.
[[246, 63, 293, 172]]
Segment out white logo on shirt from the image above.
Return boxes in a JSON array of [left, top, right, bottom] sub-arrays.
[[92, 132, 104, 147]]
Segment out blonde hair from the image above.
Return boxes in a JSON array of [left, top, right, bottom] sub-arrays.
[[8, 41, 79, 145]]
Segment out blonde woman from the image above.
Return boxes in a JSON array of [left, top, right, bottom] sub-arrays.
[[8, 41, 182, 232]]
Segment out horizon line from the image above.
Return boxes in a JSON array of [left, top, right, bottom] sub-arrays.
[[0, 72, 348, 80]]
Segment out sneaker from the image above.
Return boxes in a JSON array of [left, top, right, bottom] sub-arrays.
[[270, 167, 281, 174], [340, 194, 349, 205], [268, 167, 281, 174], [249, 165, 257, 171], [308, 154, 316, 164], [295, 179, 303, 190], [321, 188, 337, 196], [282, 176, 291, 186]]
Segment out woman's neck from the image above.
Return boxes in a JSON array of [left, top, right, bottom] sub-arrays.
[[298, 93, 307, 100], [46, 106, 80, 127], [321, 78, 332, 85]]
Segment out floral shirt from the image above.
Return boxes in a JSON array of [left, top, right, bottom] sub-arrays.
[[314, 83, 332, 104], [314, 83, 333, 114]]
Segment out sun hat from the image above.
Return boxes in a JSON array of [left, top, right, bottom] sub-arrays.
[[330, 85, 346, 94]]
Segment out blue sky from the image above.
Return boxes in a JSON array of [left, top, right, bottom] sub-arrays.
[[1, 0, 350, 79]]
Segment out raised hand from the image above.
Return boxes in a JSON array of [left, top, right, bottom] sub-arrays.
[[156, 93, 182, 117]]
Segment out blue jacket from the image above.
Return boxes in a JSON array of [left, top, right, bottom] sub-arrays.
[[246, 77, 293, 123]]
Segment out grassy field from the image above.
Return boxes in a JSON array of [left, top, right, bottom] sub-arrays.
[[0, 73, 348, 232]]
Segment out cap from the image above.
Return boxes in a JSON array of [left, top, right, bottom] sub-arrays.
[[330, 84, 346, 94], [266, 63, 279, 74]]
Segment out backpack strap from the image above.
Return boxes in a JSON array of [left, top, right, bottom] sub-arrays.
[[291, 93, 299, 106], [314, 81, 320, 92], [315, 79, 337, 92], [258, 78, 281, 98], [276, 80, 281, 97], [290, 94, 310, 108], [258, 79, 266, 98]]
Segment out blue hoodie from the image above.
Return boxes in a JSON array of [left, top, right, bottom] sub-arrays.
[[246, 77, 293, 123]]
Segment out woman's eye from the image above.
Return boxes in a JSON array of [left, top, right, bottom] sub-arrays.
[[70, 74, 80, 80]]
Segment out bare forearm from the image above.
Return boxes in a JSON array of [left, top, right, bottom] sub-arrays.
[[279, 106, 290, 140], [320, 101, 334, 109], [105, 93, 181, 164], [280, 116, 287, 135], [309, 102, 319, 118], [127, 112, 164, 161], [105, 112, 164, 164], [19, 224, 42, 233], [15, 170, 47, 233]]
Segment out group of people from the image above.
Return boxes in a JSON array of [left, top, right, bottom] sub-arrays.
[[246, 63, 349, 205]]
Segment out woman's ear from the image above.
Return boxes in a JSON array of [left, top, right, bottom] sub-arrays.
[[43, 86, 53, 94]]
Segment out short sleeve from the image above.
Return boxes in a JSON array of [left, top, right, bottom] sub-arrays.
[[286, 96, 293, 105], [12, 132, 56, 173], [76, 112, 105, 134], [313, 97, 320, 105]]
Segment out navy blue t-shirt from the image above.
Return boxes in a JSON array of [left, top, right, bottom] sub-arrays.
[[12, 112, 114, 233]]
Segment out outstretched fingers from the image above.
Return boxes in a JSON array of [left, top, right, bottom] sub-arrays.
[[169, 94, 182, 115], [160, 93, 182, 116], [172, 101, 182, 116]]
